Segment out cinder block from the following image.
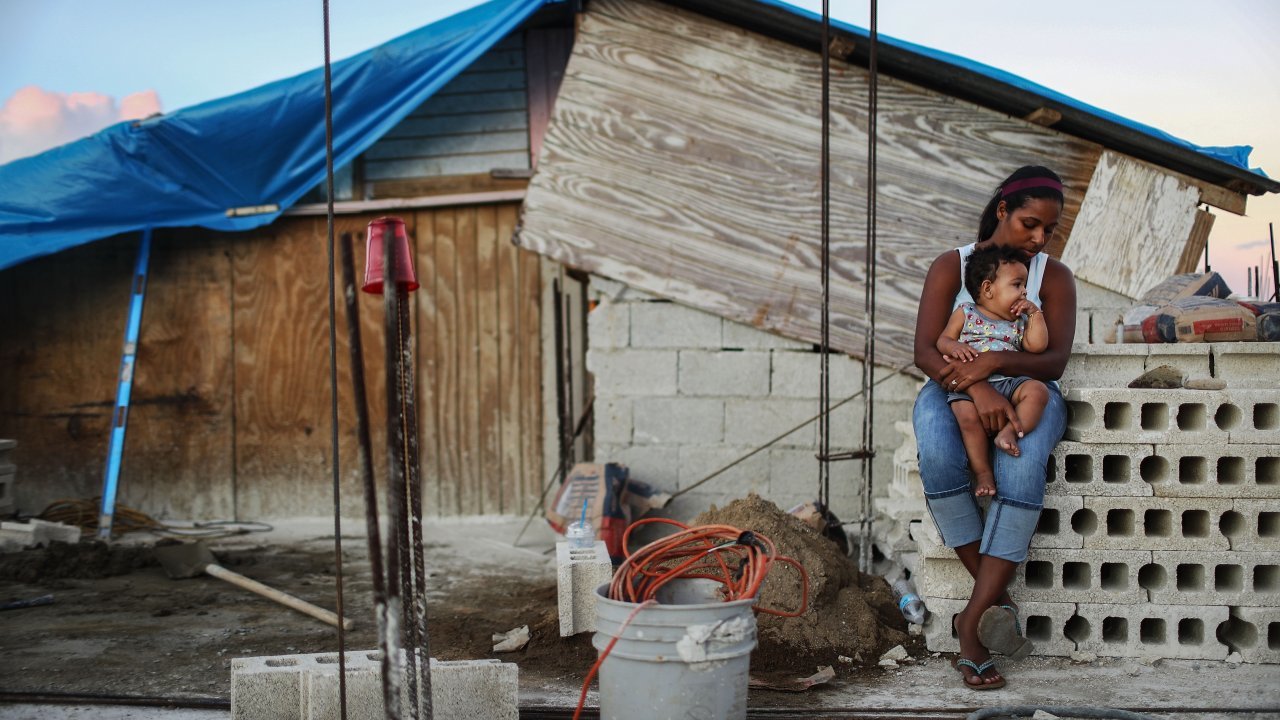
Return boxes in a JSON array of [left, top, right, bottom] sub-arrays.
[[0, 519, 80, 546], [588, 349, 677, 396], [1142, 444, 1280, 499], [1061, 344, 1150, 391], [723, 398, 816, 447], [300, 652, 383, 720], [1225, 606, 1280, 664], [632, 397, 723, 445], [1212, 343, 1280, 389], [680, 446, 768, 495], [593, 443, 679, 490], [919, 549, 1149, 604], [922, 597, 1077, 657], [1073, 602, 1229, 660], [1048, 442, 1156, 497], [1230, 499, 1280, 551], [630, 302, 722, 349], [1065, 388, 1280, 445], [1078, 496, 1234, 550], [766, 448, 818, 498], [722, 320, 810, 350], [557, 541, 613, 636], [677, 350, 770, 397], [594, 397, 633, 445], [1031, 495, 1086, 550], [1148, 550, 1279, 607], [1144, 343, 1213, 384], [769, 350, 863, 399], [587, 298, 630, 349], [231, 653, 309, 719], [872, 497, 925, 555], [426, 658, 518, 720]]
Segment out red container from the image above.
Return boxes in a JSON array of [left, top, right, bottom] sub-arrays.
[[362, 217, 419, 294]]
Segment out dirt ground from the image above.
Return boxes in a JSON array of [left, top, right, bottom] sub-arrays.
[[0, 512, 908, 705]]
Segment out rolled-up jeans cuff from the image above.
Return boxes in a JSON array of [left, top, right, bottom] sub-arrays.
[[980, 499, 1042, 563], [924, 487, 983, 548]]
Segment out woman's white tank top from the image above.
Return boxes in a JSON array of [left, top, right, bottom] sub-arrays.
[[952, 242, 1047, 311]]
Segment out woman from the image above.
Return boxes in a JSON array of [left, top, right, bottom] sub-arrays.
[[912, 165, 1075, 690]]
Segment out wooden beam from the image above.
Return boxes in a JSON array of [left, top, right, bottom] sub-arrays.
[[1023, 107, 1062, 127], [286, 189, 526, 216], [1178, 208, 1215, 274]]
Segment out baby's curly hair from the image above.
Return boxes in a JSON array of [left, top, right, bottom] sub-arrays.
[[964, 244, 1028, 300]]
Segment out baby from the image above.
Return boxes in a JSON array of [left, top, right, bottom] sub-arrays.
[[936, 244, 1050, 497]]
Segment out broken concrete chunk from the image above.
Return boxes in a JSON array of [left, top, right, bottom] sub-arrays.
[[1069, 650, 1098, 663], [1128, 365, 1184, 389], [879, 644, 909, 662], [877, 659, 898, 669], [1031, 711, 1061, 720]]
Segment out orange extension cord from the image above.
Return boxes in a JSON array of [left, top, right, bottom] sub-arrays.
[[573, 519, 810, 720]]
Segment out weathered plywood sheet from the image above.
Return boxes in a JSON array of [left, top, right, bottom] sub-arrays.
[[516, 0, 1100, 371], [1062, 150, 1202, 299]]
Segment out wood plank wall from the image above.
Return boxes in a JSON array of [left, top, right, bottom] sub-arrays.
[[517, 0, 1103, 371], [0, 204, 542, 520]]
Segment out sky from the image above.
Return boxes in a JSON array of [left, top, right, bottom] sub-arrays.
[[1, 0, 1278, 297]]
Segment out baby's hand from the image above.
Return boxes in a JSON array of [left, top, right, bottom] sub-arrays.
[[939, 338, 978, 362], [1010, 298, 1042, 318]]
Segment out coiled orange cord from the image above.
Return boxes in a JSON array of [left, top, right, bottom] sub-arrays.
[[609, 517, 809, 616]]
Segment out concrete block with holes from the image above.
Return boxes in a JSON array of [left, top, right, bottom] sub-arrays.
[[1212, 342, 1280, 390], [1077, 496, 1234, 551], [1059, 343, 1155, 392], [1147, 550, 1279, 607], [1065, 388, 1280, 445], [922, 596, 1077, 657], [302, 657, 517, 720], [231, 652, 320, 719], [299, 652, 383, 720], [1227, 606, 1280, 664], [1137, 444, 1277, 499], [1073, 602, 1230, 660], [1048, 442, 1156, 497], [557, 540, 614, 637], [917, 551, 1149, 605], [1230, 499, 1280, 552]]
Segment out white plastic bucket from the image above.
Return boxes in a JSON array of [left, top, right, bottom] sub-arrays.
[[592, 581, 757, 720]]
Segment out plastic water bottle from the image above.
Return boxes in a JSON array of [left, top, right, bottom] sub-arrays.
[[566, 519, 595, 549], [892, 579, 927, 624]]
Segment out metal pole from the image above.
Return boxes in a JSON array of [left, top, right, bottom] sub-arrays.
[[382, 233, 406, 720], [98, 227, 152, 541], [1269, 222, 1278, 302]]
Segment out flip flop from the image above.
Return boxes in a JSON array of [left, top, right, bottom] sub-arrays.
[[978, 605, 1034, 661], [952, 656, 1006, 690]]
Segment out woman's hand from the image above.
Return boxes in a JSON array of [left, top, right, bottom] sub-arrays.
[[969, 382, 1024, 437], [937, 351, 999, 390]]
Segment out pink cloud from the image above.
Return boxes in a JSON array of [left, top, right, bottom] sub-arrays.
[[0, 86, 162, 165]]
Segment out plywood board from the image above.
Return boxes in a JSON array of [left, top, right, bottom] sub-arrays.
[[1062, 150, 1202, 299], [517, 0, 1100, 372]]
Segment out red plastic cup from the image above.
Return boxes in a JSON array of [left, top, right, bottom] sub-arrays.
[[361, 216, 419, 294]]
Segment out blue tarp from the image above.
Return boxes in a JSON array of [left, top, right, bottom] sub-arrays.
[[0, 0, 551, 270], [0, 0, 1268, 271]]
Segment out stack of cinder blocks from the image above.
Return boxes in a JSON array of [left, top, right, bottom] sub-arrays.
[[557, 539, 613, 636], [0, 440, 15, 518], [872, 420, 927, 577], [918, 342, 1279, 663], [231, 651, 517, 720]]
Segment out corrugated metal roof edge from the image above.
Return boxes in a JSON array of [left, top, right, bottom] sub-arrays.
[[663, 0, 1280, 197]]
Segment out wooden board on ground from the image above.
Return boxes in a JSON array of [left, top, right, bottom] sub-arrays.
[[516, 0, 1100, 372]]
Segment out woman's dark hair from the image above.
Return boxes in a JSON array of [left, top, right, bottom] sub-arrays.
[[965, 244, 1028, 300], [977, 165, 1064, 241]]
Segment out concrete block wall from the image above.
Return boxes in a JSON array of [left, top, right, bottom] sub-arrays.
[[915, 342, 1280, 663], [586, 276, 921, 524]]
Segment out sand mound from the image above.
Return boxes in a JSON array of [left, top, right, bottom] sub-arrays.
[[693, 494, 909, 672]]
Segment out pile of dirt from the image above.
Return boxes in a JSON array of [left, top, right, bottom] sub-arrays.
[[693, 494, 910, 673], [0, 541, 158, 582]]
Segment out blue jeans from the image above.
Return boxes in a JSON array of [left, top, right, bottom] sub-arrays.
[[912, 378, 1066, 562]]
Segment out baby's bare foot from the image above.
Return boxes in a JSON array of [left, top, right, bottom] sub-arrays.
[[973, 470, 996, 497], [995, 426, 1021, 457]]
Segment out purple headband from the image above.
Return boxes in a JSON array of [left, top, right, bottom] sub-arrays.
[[1000, 176, 1063, 198]]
